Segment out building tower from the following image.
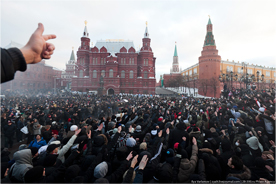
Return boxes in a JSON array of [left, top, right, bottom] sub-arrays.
[[77, 20, 90, 78], [198, 17, 221, 97], [171, 42, 179, 73], [138, 22, 156, 79]]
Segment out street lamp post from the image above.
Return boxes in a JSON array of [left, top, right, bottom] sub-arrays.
[[256, 71, 264, 90]]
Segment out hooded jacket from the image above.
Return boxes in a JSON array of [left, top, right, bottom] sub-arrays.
[[8, 149, 33, 182], [178, 144, 198, 183]]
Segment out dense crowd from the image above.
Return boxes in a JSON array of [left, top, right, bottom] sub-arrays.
[[1, 88, 275, 183]]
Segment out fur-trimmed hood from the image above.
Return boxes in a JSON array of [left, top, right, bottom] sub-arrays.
[[227, 165, 251, 180]]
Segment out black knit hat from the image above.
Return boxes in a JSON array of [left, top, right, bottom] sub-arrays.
[[43, 154, 58, 167], [47, 144, 60, 153], [24, 166, 44, 183], [29, 147, 38, 156]]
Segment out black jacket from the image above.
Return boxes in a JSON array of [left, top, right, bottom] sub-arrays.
[[1, 48, 27, 83], [3, 123, 16, 137]]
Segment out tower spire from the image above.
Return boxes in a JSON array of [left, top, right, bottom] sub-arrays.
[[144, 21, 149, 38], [174, 42, 178, 57], [69, 47, 75, 63], [83, 20, 89, 37], [204, 16, 215, 46]]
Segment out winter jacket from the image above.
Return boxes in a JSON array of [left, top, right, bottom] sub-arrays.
[[8, 149, 33, 182], [227, 165, 251, 180], [168, 122, 189, 149], [178, 144, 198, 183], [3, 123, 16, 137], [33, 122, 41, 135], [1, 48, 27, 83], [28, 137, 47, 149]]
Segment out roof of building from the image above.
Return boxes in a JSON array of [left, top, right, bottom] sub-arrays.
[[144, 25, 149, 38], [4, 41, 24, 49], [174, 44, 178, 57], [208, 18, 212, 25], [95, 40, 135, 53], [70, 49, 75, 61]]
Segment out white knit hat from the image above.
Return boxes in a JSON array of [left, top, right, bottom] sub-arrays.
[[70, 125, 78, 131], [258, 107, 265, 113]]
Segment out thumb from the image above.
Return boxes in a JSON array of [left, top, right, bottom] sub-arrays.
[[34, 23, 44, 35]]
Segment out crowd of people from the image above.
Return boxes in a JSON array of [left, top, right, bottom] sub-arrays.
[[1, 88, 275, 183]]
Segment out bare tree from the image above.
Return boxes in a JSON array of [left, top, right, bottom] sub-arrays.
[[199, 79, 208, 96], [209, 77, 220, 97]]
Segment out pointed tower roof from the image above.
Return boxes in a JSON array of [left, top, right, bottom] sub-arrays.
[[204, 17, 215, 47], [174, 42, 178, 57], [208, 17, 212, 25], [70, 47, 75, 61], [83, 20, 89, 37], [144, 21, 149, 38]]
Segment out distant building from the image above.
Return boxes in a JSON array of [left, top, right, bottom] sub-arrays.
[[1, 41, 63, 91], [71, 21, 156, 95], [162, 43, 181, 87]]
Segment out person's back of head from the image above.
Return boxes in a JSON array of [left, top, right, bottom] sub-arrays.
[[231, 155, 243, 170]]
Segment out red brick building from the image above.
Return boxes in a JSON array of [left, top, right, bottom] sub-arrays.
[[1, 41, 63, 92], [71, 22, 156, 95]]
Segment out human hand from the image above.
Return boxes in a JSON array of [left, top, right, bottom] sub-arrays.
[[269, 140, 276, 147], [98, 123, 103, 131], [158, 130, 162, 137], [138, 155, 148, 170], [117, 126, 122, 133], [4, 168, 9, 177], [20, 23, 56, 64], [166, 128, 170, 135], [75, 129, 81, 135], [131, 155, 138, 168], [87, 130, 91, 139], [249, 131, 253, 136], [126, 151, 133, 161], [221, 129, 226, 135], [259, 178, 270, 184], [129, 125, 132, 133], [267, 154, 274, 160], [192, 137, 197, 145], [265, 165, 273, 172]]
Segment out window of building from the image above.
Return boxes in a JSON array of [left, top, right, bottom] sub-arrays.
[[144, 71, 148, 79], [109, 69, 113, 78], [96, 58, 98, 64], [189, 70, 192, 75], [193, 68, 197, 74], [129, 70, 134, 78], [186, 72, 188, 75], [144, 59, 145, 65], [121, 58, 123, 64], [101, 70, 105, 77], [93, 58, 95, 65], [129, 58, 131, 65], [121, 70, 125, 78], [238, 67, 241, 73], [274, 72, 276, 77], [266, 71, 270, 76], [79, 70, 83, 78], [146, 59, 148, 66], [257, 70, 262, 75], [248, 69, 253, 74], [104, 58, 106, 64], [93, 70, 97, 78], [101, 58, 103, 65], [132, 58, 134, 64]]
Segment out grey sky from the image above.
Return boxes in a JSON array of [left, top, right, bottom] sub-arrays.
[[1, 0, 276, 81]]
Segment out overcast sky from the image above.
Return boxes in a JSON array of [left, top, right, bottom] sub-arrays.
[[1, 0, 276, 82]]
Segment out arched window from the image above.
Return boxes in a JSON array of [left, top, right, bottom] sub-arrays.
[[109, 69, 113, 78], [132, 58, 135, 64], [101, 70, 105, 77], [104, 58, 106, 64], [93, 70, 97, 78], [124, 58, 126, 64], [129, 58, 131, 65], [101, 58, 103, 65], [144, 71, 148, 79], [230, 66, 233, 72], [227, 66, 229, 72], [79, 70, 83, 78], [121, 70, 125, 78], [121, 58, 123, 64], [129, 70, 134, 78]]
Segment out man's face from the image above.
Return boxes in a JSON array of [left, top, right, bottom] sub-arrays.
[[227, 157, 233, 168], [53, 147, 59, 154]]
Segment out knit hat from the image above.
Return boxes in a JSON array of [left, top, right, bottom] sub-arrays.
[[210, 127, 216, 133], [158, 117, 163, 122], [68, 118, 71, 122], [136, 125, 142, 132], [140, 142, 147, 150], [166, 148, 175, 157], [94, 161, 108, 178], [19, 144, 28, 150], [64, 165, 81, 182], [43, 154, 58, 167], [81, 123, 88, 128], [246, 136, 263, 151], [70, 125, 78, 131], [181, 149, 188, 159], [24, 166, 44, 183], [144, 133, 151, 142], [50, 140, 61, 146], [108, 122, 116, 130], [126, 138, 136, 147], [29, 147, 38, 156], [47, 144, 60, 153], [174, 142, 179, 149]]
